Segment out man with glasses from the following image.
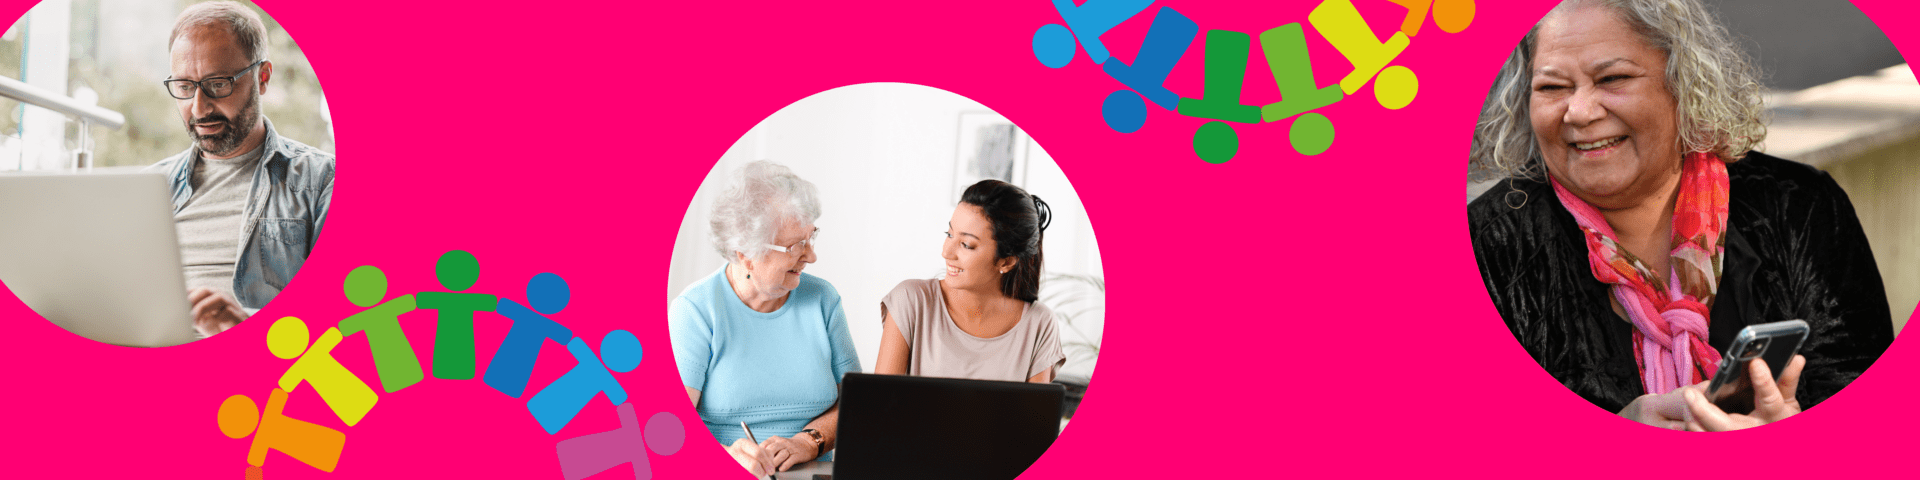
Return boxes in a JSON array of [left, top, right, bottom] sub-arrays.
[[148, 1, 333, 337]]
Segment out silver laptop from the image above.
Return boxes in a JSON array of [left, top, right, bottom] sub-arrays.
[[0, 172, 197, 347]]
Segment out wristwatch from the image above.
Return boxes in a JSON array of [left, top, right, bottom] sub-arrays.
[[799, 428, 825, 457]]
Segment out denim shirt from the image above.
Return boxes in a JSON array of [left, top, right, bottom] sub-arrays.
[[147, 118, 333, 310]]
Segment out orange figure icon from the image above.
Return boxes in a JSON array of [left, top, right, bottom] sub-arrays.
[[217, 388, 347, 472], [1385, 0, 1474, 37]]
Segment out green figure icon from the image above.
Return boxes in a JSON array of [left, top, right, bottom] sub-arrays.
[[336, 265, 423, 393], [417, 250, 497, 380]]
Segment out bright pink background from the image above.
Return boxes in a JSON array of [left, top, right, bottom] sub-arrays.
[[0, 0, 1915, 477]]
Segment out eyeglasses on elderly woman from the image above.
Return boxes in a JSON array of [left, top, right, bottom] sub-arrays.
[[765, 228, 819, 254]]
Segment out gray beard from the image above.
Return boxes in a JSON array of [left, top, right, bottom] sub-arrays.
[[188, 93, 261, 157]]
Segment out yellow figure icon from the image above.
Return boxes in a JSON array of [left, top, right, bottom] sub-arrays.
[[267, 316, 380, 426], [1310, 0, 1412, 95]]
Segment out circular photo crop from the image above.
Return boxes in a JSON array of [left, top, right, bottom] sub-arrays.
[[0, 0, 333, 347], [1466, 0, 1914, 430], [665, 83, 1105, 478]]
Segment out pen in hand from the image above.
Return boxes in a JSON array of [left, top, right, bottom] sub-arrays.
[[741, 421, 776, 480]]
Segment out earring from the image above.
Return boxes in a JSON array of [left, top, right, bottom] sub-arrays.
[[746, 273, 752, 279]]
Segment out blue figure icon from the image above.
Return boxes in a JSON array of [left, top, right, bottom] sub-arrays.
[[1099, 7, 1198, 133], [484, 272, 575, 398], [1030, 0, 1154, 67], [528, 330, 643, 434]]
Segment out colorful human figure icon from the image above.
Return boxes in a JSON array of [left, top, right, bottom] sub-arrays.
[[336, 265, 424, 393], [1311, 0, 1411, 95], [555, 403, 685, 480], [1177, 29, 1261, 163], [1033, 0, 1473, 163], [1031, 0, 1155, 67], [1311, 0, 1419, 112], [528, 330, 643, 434], [1259, 22, 1344, 156], [217, 388, 347, 472], [1100, 6, 1198, 131], [485, 273, 576, 398], [268, 316, 378, 426], [418, 250, 496, 380], [1386, 0, 1475, 36], [1374, 0, 1475, 110], [1178, 30, 1260, 125]]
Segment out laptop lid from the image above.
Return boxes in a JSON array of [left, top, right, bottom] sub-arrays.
[[0, 172, 197, 347], [835, 372, 1064, 480]]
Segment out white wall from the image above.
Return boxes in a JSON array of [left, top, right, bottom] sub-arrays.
[[21, 0, 71, 171], [667, 83, 1104, 378]]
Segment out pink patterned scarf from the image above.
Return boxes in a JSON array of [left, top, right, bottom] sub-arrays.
[[1550, 152, 1729, 395]]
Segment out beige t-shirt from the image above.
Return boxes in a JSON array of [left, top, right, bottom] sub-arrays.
[[882, 278, 1065, 382]]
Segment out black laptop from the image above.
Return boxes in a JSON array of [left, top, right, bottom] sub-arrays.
[[833, 373, 1065, 480]]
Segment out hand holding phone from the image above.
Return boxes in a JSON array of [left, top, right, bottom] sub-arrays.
[[1684, 354, 1806, 431], [1704, 320, 1808, 414]]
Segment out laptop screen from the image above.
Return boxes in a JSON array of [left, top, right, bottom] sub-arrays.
[[834, 372, 1065, 480], [0, 173, 196, 347]]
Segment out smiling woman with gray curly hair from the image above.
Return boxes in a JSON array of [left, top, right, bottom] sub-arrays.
[[670, 160, 857, 476], [1468, 0, 1891, 432], [1471, 0, 1766, 182]]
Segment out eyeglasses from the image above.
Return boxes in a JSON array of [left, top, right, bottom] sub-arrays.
[[163, 60, 265, 100], [766, 228, 819, 254]]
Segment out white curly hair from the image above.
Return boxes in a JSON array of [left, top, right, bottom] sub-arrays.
[[708, 160, 821, 262]]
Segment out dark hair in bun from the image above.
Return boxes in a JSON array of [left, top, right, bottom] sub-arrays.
[[960, 179, 1051, 303]]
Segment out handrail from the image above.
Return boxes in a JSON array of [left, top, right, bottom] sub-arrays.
[[0, 75, 126, 130]]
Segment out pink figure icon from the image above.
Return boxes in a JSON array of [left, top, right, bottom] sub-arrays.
[[217, 388, 347, 472], [555, 402, 685, 480]]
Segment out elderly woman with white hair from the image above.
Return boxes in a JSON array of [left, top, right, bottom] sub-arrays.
[[670, 161, 857, 476], [1469, 0, 1893, 431]]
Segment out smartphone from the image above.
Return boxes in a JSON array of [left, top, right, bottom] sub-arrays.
[[1704, 320, 1809, 414]]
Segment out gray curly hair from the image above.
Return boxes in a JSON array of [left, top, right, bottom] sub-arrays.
[[709, 160, 822, 262], [1470, 0, 1766, 181]]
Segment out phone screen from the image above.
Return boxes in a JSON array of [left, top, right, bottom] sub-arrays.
[[1709, 359, 1757, 413]]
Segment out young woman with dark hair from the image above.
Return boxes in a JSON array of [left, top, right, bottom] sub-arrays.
[[875, 179, 1063, 383]]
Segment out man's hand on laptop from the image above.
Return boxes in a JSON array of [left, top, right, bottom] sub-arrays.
[[189, 288, 249, 336]]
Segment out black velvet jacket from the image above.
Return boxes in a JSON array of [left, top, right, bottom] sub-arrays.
[[1469, 152, 1895, 413]]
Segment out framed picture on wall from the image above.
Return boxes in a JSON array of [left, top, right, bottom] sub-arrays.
[[952, 111, 1030, 203]]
